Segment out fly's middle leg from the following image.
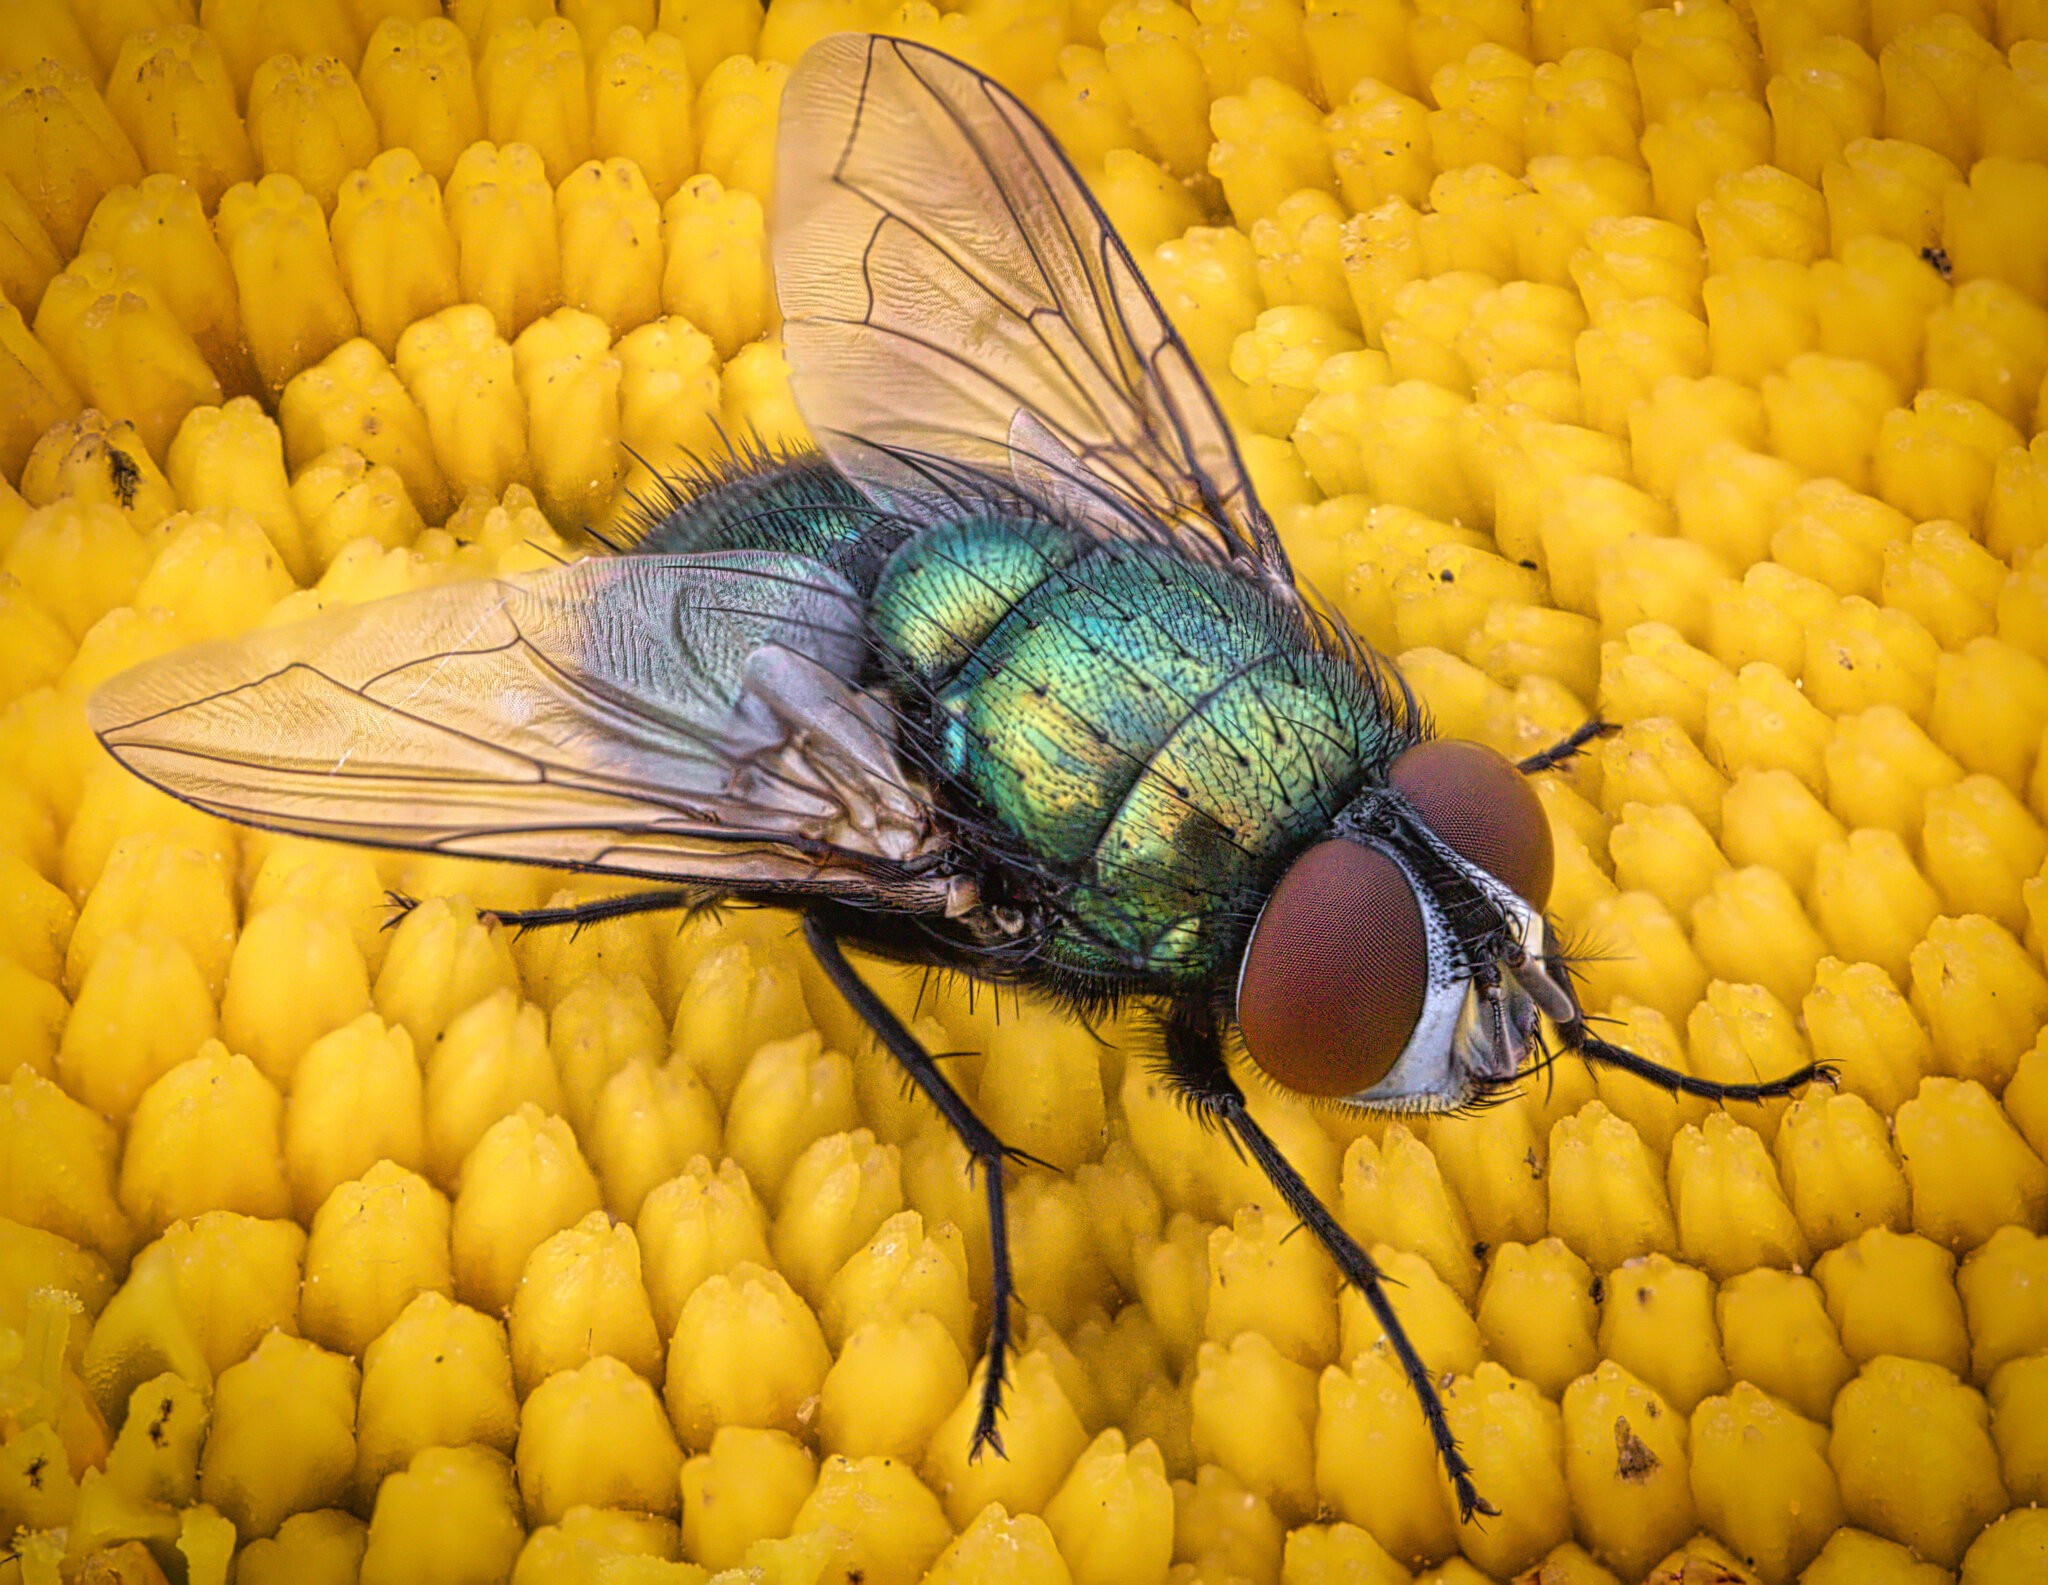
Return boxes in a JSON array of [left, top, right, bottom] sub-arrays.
[[802, 914, 1023, 1458], [1515, 716, 1617, 775], [391, 888, 702, 932]]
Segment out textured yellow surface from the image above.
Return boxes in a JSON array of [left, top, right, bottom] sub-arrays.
[[2, 1, 2048, 1582]]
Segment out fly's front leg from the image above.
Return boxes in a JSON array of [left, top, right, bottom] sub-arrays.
[[1516, 717, 1617, 776], [802, 914, 1021, 1458], [1161, 1001, 1497, 1523]]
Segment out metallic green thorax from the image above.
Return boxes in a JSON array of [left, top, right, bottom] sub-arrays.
[[872, 515, 1396, 985]]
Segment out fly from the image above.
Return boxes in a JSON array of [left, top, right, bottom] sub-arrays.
[[89, 34, 1830, 1521]]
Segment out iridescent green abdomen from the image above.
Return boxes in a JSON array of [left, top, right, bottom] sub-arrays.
[[874, 519, 1397, 985]]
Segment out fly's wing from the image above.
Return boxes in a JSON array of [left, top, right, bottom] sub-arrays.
[[89, 552, 947, 903], [775, 32, 1299, 605]]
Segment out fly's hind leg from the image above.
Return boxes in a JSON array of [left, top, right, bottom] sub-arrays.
[[386, 888, 702, 932], [1161, 1001, 1497, 1523], [803, 914, 1025, 1457]]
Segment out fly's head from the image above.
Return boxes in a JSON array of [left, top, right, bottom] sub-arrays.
[[1235, 740, 1581, 1112]]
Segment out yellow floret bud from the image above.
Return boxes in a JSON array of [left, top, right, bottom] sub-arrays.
[[393, 301, 532, 501], [1524, 48, 1642, 165], [924, 1349, 1089, 1525], [444, 142, 561, 342], [1947, 156, 2048, 304], [0, 60, 142, 257], [768, 1128, 902, 1305], [1803, 1526, 1957, 1585], [515, 1354, 681, 1524], [1595, 1254, 1727, 1417], [1098, 0, 1212, 179], [588, 1058, 722, 1223], [548, 971, 664, 1133], [612, 317, 722, 492], [451, 1104, 602, 1313], [1632, 0, 1760, 117], [511, 1507, 680, 1583], [281, 1014, 425, 1220], [1923, 777, 2047, 934], [695, 54, 786, 203], [1314, 1344, 1457, 1560], [1812, 238, 1947, 408], [1428, 44, 1532, 175], [355, 1291, 518, 1498], [1689, 1381, 1843, 1580], [56, 932, 216, 1127], [789, 1453, 951, 1585], [818, 1312, 968, 1460], [1693, 864, 1825, 1004], [1766, 36, 1882, 186], [158, 401, 308, 585], [1232, 309, 1362, 440], [1991, 1352, 2048, 1507], [543, 165, 656, 346], [506, 309, 622, 530], [1757, 353, 1895, 493], [244, 55, 379, 220], [722, 1032, 858, 1205], [1771, 477, 1914, 599], [1803, 956, 1935, 1117], [1823, 136, 1958, 254], [120, 1045, 290, 1236], [1575, 297, 1709, 435], [680, 1426, 816, 1571], [358, 18, 482, 186], [589, 28, 696, 203], [1193, 0, 1316, 100], [720, 336, 806, 450], [1202, 1205, 1337, 1370], [1339, 1123, 1477, 1302], [1776, 1087, 1911, 1249], [302, 1160, 451, 1358], [1915, 914, 2048, 1089], [1547, 1100, 1681, 1272], [1881, 14, 2000, 168], [1825, 704, 1963, 837], [1874, 389, 2023, 533], [1146, 224, 1264, 383], [372, 896, 518, 1053], [1668, 1109, 1810, 1280], [475, 19, 592, 186], [1831, 1355, 2008, 1568], [664, 1261, 831, 1449], [1278, 1520, 1407, 1585], [422, 987, 563, 1187], [1897, 1076, 2048, 1250], [359, 1446, 525, 1585], [1818, 1227, 1970, 1375], [1715, 1267, 1853, 1426], [1208, 79, 1333, 226], [637, 1156, 771, 1338], [1932, 638, 2048, 789], [103, 1370, 205, 1512], [30, 256, 222, 464], [1188, 1331, 1316, 1521], [330, 150, 462, 360], [922, 1503, 1067, 1585], [218, 903, 371, 1090], [1560, 1361, 1692, 1579], [1380, 269, 1491, 392], [1700, 665, 1827, 794], [1041, 1428, 1173, 1585], [1959, 1227, 2048, 1384], [506, 1210, 663, 1397], [1326, 80, 1432, 211], [1641, 91, 1772, 229], [1925, 279, 2048, 431], [97, 30, 251, 219], [199, 1331, 358, 1540], [279, 338, 451, 522]]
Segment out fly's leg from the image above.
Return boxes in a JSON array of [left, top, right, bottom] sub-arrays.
[[1160, 1001, 1497, 1523], [387, 888, 701, 931], [1516, 717, 1617, 775], [803, 915, 1021, 1458], [1570, 1028, 1838, 1102]]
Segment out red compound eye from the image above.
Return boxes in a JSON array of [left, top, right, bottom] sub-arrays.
[[1389, 739, 1553, 908], [1237, 839, 1427, 1098]]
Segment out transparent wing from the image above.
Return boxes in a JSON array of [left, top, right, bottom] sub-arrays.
[[775, 32, 1297, 599], [89, 552, 949, 904]]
